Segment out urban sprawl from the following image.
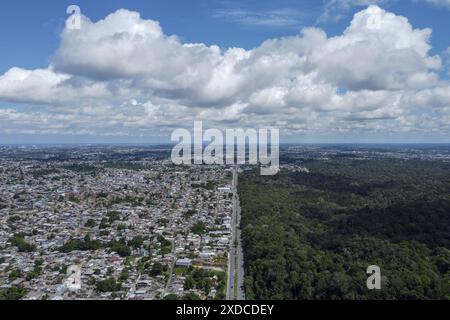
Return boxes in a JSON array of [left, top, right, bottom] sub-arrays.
[[0, 146, 240, 300]]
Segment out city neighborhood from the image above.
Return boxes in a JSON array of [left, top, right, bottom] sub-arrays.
[[0, 147, 237, 300]]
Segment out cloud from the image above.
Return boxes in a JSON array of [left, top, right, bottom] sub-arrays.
[[212, 8, 307, 28], [53, 10, 221, 90], [319, 0, 450, 24], [445, 47, 450, 75], [318, 0, 387, 23], [0, 6, 449, 140], [0, 67, 127, 106], [311, 5, 441, 90], [0, 68, 69, 104], [421, 0, 450, 8]]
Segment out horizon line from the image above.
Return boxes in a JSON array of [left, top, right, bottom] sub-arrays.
[[1, 142, 449, 146]]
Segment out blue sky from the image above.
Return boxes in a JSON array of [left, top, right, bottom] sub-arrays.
[[0, 0, 450, 143]]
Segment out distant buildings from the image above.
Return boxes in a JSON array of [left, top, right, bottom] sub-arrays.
[[0, 147, 233, 300], [175, 258, 192, 268]]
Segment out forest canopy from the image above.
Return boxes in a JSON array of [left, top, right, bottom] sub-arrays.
[[239, 159, 450, 300]]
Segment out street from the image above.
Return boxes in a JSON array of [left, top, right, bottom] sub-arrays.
[[226, 166, 245, 300]]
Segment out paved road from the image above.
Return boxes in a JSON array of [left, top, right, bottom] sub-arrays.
[[235, 196, 245, 300], [162, 239, 176, 298], [226, 167, 237, 300], [226, 166, 245, 300]]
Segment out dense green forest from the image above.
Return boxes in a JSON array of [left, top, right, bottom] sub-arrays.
[[239, 159, 450, 300]]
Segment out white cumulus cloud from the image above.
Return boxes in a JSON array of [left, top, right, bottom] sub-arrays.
[[0, 5, 449, 141]]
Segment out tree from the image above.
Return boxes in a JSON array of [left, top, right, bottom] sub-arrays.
[[191, 221, 207, 235], [8, 269, 23, 281], [59, 236, 102, 253], [85, 219, 97, 228], [238, 160, 450, 300], [95, 278, 122, 293], [8, 234, 36, 252], [128, 235, 144, 250], [184, 275, 195, 290], [109, 240, 131, 257], [0, 286, 28, 300], [150, 262, 164, 277], [119, 270, 129, 281], [182, 293, 201, 300]]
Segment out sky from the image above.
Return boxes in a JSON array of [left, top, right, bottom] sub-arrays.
[[0, 0, 449, 144]]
